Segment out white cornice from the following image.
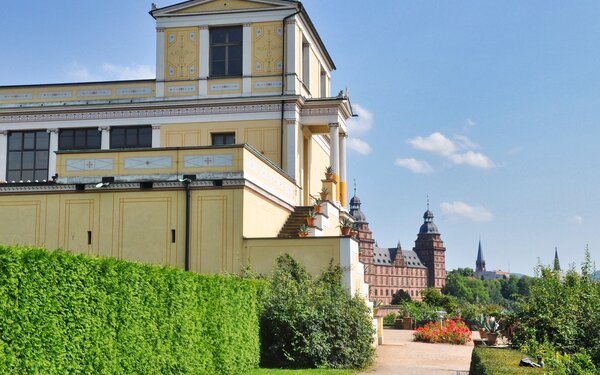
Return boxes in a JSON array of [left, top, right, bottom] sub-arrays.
[[156, 9, 295, 28]]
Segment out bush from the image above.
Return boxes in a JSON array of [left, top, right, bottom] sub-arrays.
[[0, 245, 260, 374], [469, 348, 543, 374], [413, 318, 472, 345], [520, 339, 598, 375], [383, 312, 398, 326], [259, 255, 374, 369], [390, 289, 411, 304]]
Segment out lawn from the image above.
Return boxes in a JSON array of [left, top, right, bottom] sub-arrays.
[[248, 369, 357, 375], [470, 347, 543, 375]]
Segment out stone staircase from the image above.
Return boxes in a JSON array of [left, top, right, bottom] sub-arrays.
[[278, 206, 316, 238]]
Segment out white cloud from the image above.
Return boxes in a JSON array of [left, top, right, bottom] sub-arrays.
[[66, 61, 96, 82], [466, 118, 476, 127], [394, 158, 433, 174], [348, 104, 373, 133], [440, 201, 493, 222], [407, 131, 495, 169], [347, 138, 372, 155], [567, 215, 584, 225], [408, 132, 456, 156], [449, 151, 495, 169], [102, 63, 154, 80]]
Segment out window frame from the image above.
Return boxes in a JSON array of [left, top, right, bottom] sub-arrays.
[[58, 128, 101, 151], [109, 126, 152, 149], [211, 132, 236, 146], [209, 26, 243, 77], [6, 130, 49, 182]]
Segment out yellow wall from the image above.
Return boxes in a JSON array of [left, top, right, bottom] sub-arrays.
[[161, 120, 281, 166], [243, 237, 341, 276], [309, 134, 330, 200], [164, 27, 199, 81], [309, 48, 321, 97], [242, 188, 290, 238], [175, 0, 271, 13], [252, 22, 283, 76]]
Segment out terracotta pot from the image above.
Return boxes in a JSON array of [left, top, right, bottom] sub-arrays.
[[341, 226, 351, 236], [351, 230, 358, 238], [320, 192, 328, 201], [306, 217, 316, 226], [486, 333, 498, 346], [298, 232, 308, 238], [313, 204, 321, 213], [402, 317, 413, 330], [478, 329, 487, 340], [325, 172, 334, 180]]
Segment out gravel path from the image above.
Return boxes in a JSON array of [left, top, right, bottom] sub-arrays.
[[359, 329, 475, 375]]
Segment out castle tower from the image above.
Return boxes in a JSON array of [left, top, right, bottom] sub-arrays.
[[413, 205, 446, 289], [476, 239, 486, 273], [348, 186, 375, 282]]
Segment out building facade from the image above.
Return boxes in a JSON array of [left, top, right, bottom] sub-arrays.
[[474, 240, 509, 280], [0, 0, 368, 297], [350, 193, 446, 303]]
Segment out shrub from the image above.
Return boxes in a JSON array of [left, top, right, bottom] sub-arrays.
[[390, 289, 411, 304], [0, 245, 260, 374], [383, 312, 398, 326], [259, 255, 374, 369], [413, 318, 472, 345], [469, 348, 543, 375]]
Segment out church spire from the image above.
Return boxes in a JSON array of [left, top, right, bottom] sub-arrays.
[[553, 247, 561, 272], [476, 239, 486, 273]]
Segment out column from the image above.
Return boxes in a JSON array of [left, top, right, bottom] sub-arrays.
[[0, 131, 7, 182], [152, 125, 161, 148], [199, 25, 209, 97], [285, 19, 297, 95], [339, 132, 347, 208], [285, 120, 298, 180], [99, 127, 110, 150], [156, 27, 166, 97], [328, 123, 340, 204], [242, 23, 252, 96], [47, 128, 59, 181]]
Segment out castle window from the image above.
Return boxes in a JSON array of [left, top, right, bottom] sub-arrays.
[[110, 126, 152, 149], [59, 128, 101, 150], [211, 132, 235, 145], [210, 26, 242, 77], [7, 130, 49, 182]]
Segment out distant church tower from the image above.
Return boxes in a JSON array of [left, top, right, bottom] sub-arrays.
[[413, 204, 446, 289], [348, 185, 375, 281], [476, 239, 486, 273], [553, 247, 561, 272]]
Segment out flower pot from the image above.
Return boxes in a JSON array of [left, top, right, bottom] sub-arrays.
[[402, 317, 413, 330], [478, 329, 487, 340], [313, 204, 321, 214], [341, 226, 351, 236], [325, 172, 334, 180], [351, 230, 358, 238], [306, 217, 316, 226], [298, 232, 308, 238], [486, 333, 498, 346], [320, 192, 328, 201]]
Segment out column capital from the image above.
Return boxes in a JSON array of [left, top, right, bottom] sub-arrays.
[[285, 19, 296, 25], [46, 128, 59, 134], [199, 25, 209, 30], [328, 122, 340, 128], [98, 126, 110, 132], [340, 132, 348, 138], [0, 130, 8, 136], [243, 23, 251, 28], [285, 119, 297, 126], [156, 27, 165, 32], [151, 124, 161, 130]]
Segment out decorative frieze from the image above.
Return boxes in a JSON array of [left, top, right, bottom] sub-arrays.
[[254, 81, 282, 89], [117, 88, 152, 96], [167, 85, 196, 93], [38, 91, 72, 99], [184, 154, 233, 168], [77, 89, 112, 97], [66, 158, 114, 172], [123, 156, 172, 170], [0, 93, 32, 101], [210, 83, 240, 91]]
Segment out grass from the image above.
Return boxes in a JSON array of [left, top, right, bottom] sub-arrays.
[[247, 369, 357, 375], [470, 347, 544, 374]]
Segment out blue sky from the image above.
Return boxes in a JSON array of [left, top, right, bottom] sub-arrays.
[[2, 1, 599, 275]]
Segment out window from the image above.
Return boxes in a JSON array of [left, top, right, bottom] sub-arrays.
[[59, 128, 101, 150], [210, 26, 242, 77], [110, 126, 152, 149], [7, 130, 49, 182], [211, 132, 235, 145]]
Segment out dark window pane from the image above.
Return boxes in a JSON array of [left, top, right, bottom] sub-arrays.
[[7, 171, 20, 182], [228, 27, 242, 42], [229, 45, 242, 61], [212, 62, 225, 76], [74, 131, 87, 149], [228, 59, 242, 75], [212, 133, 235, 145], [125, 128, 138, 147], [87, 130, 101, 149], [212, 46, 226, 60], [7, 152, 21, 170], [22, 151, 35, 169], [35, 151, 48, 169], [111, 128, 125, 148], [211, 28, 226, 43], [34, 170, 47, 181], [36, 132, 49, 149], [21, 170, 34, 182], [8, 132, 22, 150], [59, 130, 74, 150], [23, 133, 35, 150], [138, 127, 152, 147]]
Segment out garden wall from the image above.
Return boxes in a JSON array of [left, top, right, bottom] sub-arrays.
[[0, 245, 260, 374]]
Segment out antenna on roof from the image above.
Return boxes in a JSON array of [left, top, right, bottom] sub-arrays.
[[427, 195, 430, 210], [353, 178, 357, 196]]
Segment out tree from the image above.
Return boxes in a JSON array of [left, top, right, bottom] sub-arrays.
[[391, 289, 411, 305], [422, 288, 457, 314]]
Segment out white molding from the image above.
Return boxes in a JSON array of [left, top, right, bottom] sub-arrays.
[[47, 128, 59, 180], [156, 9, 295, 28], [242, 24, 252, 96], [0, 132, 7, 181], [156, 28, 166, 83]]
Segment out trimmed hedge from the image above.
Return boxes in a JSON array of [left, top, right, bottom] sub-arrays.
[[470, 348, 543, 375], [0, 245, 260, 374]]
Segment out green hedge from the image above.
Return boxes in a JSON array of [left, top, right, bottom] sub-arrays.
[[469, 348, 543, 375], [0, 245, 260, 374]]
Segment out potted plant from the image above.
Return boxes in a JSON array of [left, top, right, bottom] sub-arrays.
[[324, 166, 335, 180], [372, 299, 382, 316], [313, 197, 322, 213], [319, 187, 329, 201], [339, 218, 352, 236], [298, 224, 309, 237], [476, 314, 487, 340], [484, 316, 501, 346], [306, 209, 317, 226], [350, 222, 359, 238]]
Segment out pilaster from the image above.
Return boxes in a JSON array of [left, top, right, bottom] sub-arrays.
[[99, 126, 110, 150], [328, 122, 340, 202], [47, 128, 59, 180], [339, 132, 347, 207], [199, 25, 209, 97], [156, 27, 166, 97], [285, 18, 297, 95], [0, 130, 7, 182], [285, 119, 298, 180], [152, 125, 161, 148], [242, 23, 252, 96]]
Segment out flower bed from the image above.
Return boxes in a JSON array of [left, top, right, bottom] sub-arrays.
[[413, 318, 472, 345]]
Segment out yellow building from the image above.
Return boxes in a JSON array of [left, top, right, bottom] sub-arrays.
[[0, 0, 368, 298]]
